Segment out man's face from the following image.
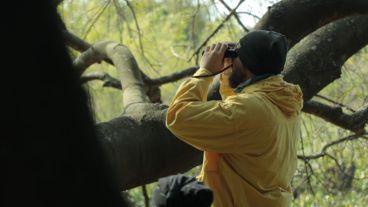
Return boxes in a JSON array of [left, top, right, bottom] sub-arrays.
[[229, 58, 246, 88]]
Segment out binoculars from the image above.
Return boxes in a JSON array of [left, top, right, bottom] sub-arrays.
[[201, 46, 238, 58], [223, 47, 238, 58]]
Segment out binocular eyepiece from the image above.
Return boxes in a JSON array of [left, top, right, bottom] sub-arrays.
[[201, 46, 238, 58], [223, 47, 238, 58]]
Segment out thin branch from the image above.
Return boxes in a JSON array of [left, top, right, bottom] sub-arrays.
[[188, 0, 245, 61], [81, 66, 199, 88], [113, 0, 125, 21], [299, 132, 315, 195], [236, 11, 261, 20], [305, 161, 316, 196], [297, 133, 368, 161], [141, 185, 149, 207], [170, 46, 187, 60], [190, 0, 200, 65], [125, 0, 160, 74], [219, 0, 249, 32], [315, 94, 356, 112], [303, 100, 368, 133], [82, 0, 111, 39], [81, 72, 121, 89], [146, 67, 199, 85], [113, 0, 132, 43], [125, 0, 143, 56]]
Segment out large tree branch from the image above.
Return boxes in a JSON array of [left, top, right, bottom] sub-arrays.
[[102, 41, 149, 108], [283, 15, 368, 100], [81, 66, 199, 90], [75, 40, 149, 108], [303, 101, 368, 133], [208, 15, 368, 132], [64, 30, 163, 102], [97, 105, 202, 190], [63, 30, 113, 70], [72, 42, 109, 73], [254, 0, 368, 47]]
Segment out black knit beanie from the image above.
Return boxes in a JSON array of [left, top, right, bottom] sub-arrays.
[[237, 30, 288, 75]]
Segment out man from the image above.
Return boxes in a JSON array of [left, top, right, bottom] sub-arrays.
[[166, 30, 303, 207]]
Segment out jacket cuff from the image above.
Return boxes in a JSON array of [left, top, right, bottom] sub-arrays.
[[193, 67, 213, 77]]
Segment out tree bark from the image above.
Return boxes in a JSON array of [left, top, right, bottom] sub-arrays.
[[74, 40, 202, 190], [254, 0, 368, 47], [303, 101, 368, 134], [97, 104, 202, 190], [283, 15, 368, 100]]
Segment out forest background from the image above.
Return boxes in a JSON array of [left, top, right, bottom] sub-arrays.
[[59, 0, 368, 206]]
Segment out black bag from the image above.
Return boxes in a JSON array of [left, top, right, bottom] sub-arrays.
[[153, 174, 213, 207]]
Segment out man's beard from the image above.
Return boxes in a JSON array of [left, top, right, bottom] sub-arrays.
[[229, 67, 245, 88]]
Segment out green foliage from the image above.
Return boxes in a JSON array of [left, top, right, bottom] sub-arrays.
[[60, 0, 368, 205], [291, 50, 368, 206]]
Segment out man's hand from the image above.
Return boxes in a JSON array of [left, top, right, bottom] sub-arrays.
[[200, 43, 227, 73]]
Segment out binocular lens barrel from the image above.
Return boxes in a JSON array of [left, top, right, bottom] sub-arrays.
[[201, 48, 238, 58]]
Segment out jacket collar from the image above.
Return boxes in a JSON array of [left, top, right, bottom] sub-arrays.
[[234, 73, 277, 93]]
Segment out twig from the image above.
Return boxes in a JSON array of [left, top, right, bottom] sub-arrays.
[[297, 133, 368, 161], [299, 132, 315, 195], [236, 11, 261, 20], [170, 46, 187, 60], [81, 66, 198, 88], [82, 0, 111, 39], [81, 72, 121, 89], [125, 0, 143, 56], [190, 0, 200, 65], [141, 185, 149, 207], [315, 94, 356, 112], [188, 0, 245, 61], [219, 0, 249, 32], [125, 0, 160, 74], [146, 67, 199, 85], [113, 0, 132, 43]]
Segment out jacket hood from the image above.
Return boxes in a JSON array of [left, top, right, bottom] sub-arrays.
[[241, 75, 303, 116]]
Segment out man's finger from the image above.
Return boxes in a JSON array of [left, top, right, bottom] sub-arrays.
[[210, 44, 216, 50], [220, 43, 227, 53], [214, 43, 222, 51]]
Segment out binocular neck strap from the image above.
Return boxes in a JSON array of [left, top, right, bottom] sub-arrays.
[[192, 64, 233, 78]]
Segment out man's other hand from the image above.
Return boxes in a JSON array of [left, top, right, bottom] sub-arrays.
[[200, 43, 227, 73]]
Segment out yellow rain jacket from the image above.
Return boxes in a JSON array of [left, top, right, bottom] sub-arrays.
[[166, 68, 303, 207]]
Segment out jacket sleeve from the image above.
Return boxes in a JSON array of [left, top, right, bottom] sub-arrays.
[[166, 68, 253, 152]]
